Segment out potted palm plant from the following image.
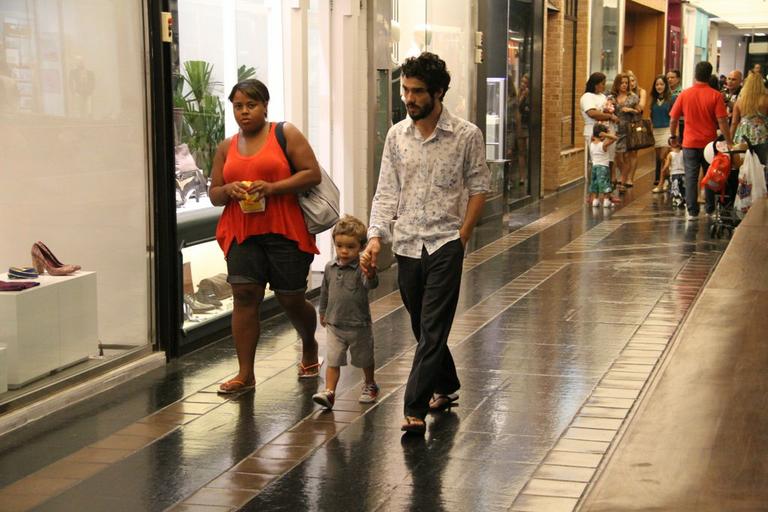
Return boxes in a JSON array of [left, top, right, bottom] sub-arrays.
[[173, 60, 225, 177]]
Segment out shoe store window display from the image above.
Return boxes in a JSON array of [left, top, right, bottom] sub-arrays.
[[1, 241, 81, 291], [312, 216, 380, 411], [208, 79, 324, 394], [175, 143, 210, 209]]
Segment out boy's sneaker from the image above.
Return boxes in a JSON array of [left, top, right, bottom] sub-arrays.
[[312, 389, 335, 409], [591, 198, 600, 207], [603, 198, 614, 208], [662, 181, 669, 191], [652, 186, 662, 193], [358, 383, 380, 403]]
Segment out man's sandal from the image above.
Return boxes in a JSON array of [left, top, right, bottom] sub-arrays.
[[297, 356, 324, 379], [218, 378, 255, 394], [401, 416, 426, 434], [429, 392, 459, 412]]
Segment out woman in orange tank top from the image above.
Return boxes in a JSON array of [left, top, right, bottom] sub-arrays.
[[209, 79, 324, 393]]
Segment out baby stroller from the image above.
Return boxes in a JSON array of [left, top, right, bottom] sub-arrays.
[[702, 137, 741, 239]]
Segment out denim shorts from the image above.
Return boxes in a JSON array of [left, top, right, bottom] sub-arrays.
[[226, 234, 313, 294]]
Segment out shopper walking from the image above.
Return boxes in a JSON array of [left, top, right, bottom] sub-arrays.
[[209, 79, 324, 393], [650, 75, 674, 191], [663, 141, 686, 209], [588, 124, 618, 208], [580, 72, 619, 187], [669, 61, 734, 220], [360, 52, 490, 434], [626, 71, 647, 186], [729, 72, 768, 147], [313, 215, 380, 410], [609, 73, 640, 192], [667, 69, 685, 143], [723, 69, 743, 123], [667, 69, 683, 96]]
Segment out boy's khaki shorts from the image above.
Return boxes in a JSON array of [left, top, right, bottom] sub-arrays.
[[326, 323, 374, 368]]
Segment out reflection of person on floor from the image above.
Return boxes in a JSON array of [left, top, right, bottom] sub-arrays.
[[69, 56, 94, 118], [517, 73, 531, 177], [400, 412, 459, 509], [361, 52, 490, 434], [312, 215, 380, 410], [209, 79, 323, 393]]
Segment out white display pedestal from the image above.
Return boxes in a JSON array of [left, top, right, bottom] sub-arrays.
[[0, 272, 98, 389]]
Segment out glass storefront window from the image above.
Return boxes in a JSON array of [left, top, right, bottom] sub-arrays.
[[486, 78, 505, 160], [590, 0, 621, 82], [505, 0, 534, 202], [173, 1, 285, 334], [391, 0, 475, 121], [0, 0, 151, 395]]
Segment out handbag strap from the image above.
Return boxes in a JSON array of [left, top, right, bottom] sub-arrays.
[[274, 122, 297, 175]]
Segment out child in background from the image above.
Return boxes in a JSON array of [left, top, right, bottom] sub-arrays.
[[664, 139, 686, 209], [589, 124, 618, 208], [603, 96, 619, 190], [312, 215, 379, 410]]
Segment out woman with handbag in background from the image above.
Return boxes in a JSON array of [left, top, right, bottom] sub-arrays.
[[209, 79, 324, 393], [730, 72, 768, 147], [609, 73, 640, 192]]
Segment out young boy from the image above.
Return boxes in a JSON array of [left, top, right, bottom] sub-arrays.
[[312, 215, 379, 410], [589, 124, 618, 208], [664, 139, 686, 209]]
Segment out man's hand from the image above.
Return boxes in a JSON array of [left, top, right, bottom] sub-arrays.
[[360, 237, 381, 278], [459, 228, 471, 247], [319, 314, 326, 327]]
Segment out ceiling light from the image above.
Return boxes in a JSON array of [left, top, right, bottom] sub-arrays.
[[688, 0, 768, 29], [756, 33, 767, 36]]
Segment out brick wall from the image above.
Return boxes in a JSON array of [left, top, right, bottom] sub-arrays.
[[541, 0, 591, 193]]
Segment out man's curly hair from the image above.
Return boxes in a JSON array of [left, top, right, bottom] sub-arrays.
[[401, 52, 451, 100]]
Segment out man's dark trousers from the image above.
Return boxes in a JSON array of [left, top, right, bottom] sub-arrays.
[[683, 147, 715, 215], [397, 239, 463, 420]]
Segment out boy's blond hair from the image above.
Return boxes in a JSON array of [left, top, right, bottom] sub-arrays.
[[332, 215, 367, 247]]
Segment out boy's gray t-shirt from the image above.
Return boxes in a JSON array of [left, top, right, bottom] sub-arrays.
[[319, 259, 378, 327]]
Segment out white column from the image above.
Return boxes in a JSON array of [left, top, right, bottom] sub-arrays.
[[282, 0, 308, 132], [222, 0, 238, 135], [308, 0, 334, 271], [330, 0, 365, 220]]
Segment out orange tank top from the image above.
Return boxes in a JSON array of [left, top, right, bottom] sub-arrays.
[[215, 124, 318, 256]]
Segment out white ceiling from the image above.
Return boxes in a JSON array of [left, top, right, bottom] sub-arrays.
[[688, 0, 768, 30]]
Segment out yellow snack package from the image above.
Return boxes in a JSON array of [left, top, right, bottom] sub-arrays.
[[238, 180, 266, 213]]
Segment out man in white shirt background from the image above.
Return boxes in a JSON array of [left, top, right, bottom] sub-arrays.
[[361, 52, 490, 434]]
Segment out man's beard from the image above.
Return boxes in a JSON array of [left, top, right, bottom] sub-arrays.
[[407, 97, 435, 120]]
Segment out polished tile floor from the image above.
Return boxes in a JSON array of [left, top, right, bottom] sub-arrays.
[[0, 168, 732, 512]]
